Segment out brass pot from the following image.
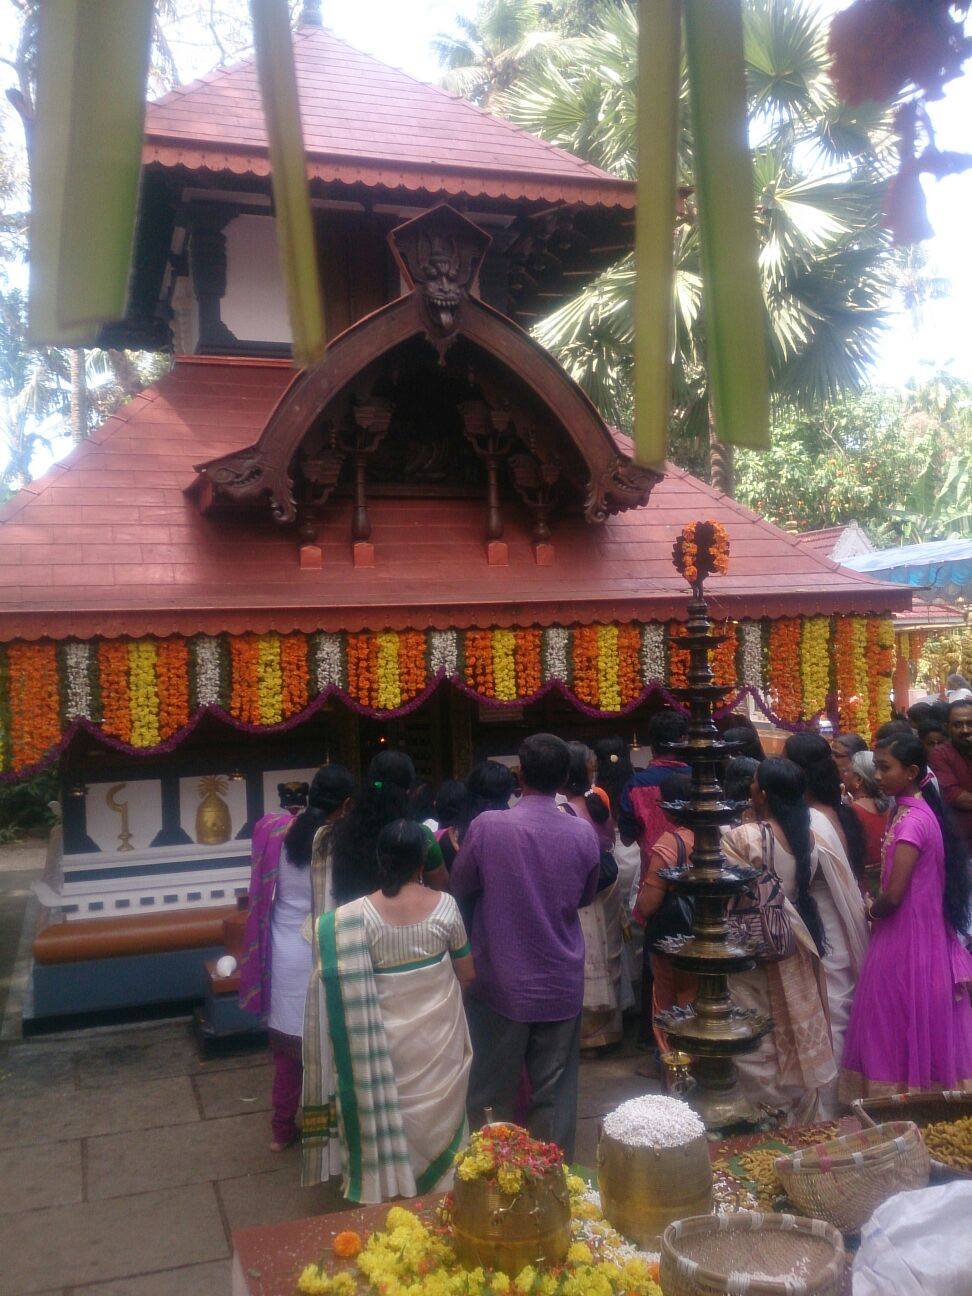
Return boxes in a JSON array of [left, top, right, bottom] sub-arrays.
[[597, 1128, 713, 1248], [451, 1165, 571, 1276]]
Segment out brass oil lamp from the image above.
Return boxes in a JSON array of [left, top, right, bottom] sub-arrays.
[[654, 521, 772, 1129]]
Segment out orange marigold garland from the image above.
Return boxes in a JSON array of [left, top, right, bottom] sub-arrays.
[[280, 633, 310, 717], [157, 638, 190, 738], [866, 616, 895, 736], [463, 630, 495, 699], [768, 618, 803, 723], [228, 634, 262, 725], [572, 625, 600, 706], [513, 628, 542, 699], [667, 621, 690, 690], [398, 632, 427, 702], [617, 624, 642, 704], [672, 519, 730, 586], [7, 642, 61, 768], [98, 640, 132, 742], [711, 621, 738, 689]]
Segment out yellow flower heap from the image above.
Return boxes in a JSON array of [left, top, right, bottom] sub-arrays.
[[297, 1161, 662, 1296]]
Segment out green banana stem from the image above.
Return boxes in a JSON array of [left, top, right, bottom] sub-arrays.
[[683, 0, 770, 450], [633, 0, 682, 469], [250, 0, 327, 368]]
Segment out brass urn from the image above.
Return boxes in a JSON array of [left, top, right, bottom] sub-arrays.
[[451, 1163, 570, 1275], [597, 1127, 713, 1248], [196, 775, 232, 845]]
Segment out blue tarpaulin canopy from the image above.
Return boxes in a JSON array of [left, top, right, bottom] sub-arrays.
[[842, 538, 972, 601]]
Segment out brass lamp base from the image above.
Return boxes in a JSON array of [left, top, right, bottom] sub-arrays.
[[689, 1055, 762, 1132]]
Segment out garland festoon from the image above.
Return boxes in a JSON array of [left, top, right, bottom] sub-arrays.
[[0, 615, 895, 776]]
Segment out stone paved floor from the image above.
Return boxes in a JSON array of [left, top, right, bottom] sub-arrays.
[[0, 1018, 659, 1294], [0, 837, 660, 1296]]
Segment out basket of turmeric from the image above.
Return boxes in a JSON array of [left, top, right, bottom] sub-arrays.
[[853, 1091, 972, 1180]]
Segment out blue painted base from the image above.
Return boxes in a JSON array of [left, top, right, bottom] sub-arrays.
[[29, 945, 222, 1019], [199, 985, 267, 1039]]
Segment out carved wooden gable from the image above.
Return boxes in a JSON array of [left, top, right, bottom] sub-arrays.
[[192, 205, 660, 549]]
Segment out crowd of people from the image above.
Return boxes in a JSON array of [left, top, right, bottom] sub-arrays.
[[238, 694, 972, 1205]]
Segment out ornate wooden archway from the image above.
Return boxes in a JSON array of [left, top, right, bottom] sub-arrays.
[[193, 204, 660, 530]]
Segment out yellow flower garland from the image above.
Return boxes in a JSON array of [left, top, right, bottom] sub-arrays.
[[851, 616, 870, 735], [492, 629, 518, 702], [128, 639, 160, 748], [799, 616, 831, 719], [376, 632, 403, 711], [596, 625, 621, 712], [256, 634, 284, 726]]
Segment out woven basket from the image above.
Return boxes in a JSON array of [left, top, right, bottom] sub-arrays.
[[853, 1090, 972, 1181], [659, 1211, 846, 1296], [774, 1121, 929, 1233]]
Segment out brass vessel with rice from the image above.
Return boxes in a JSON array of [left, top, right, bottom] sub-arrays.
[[597, 1095, 713, 1247]]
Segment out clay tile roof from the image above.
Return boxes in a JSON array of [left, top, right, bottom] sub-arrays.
[[0, 359, 909, 643], [143, 24, 634, 208]]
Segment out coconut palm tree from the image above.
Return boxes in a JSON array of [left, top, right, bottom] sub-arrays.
[[433, 0, 572, 108], [496, 0, 896, 489]]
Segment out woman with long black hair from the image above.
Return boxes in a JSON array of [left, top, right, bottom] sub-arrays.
[[841, 732, 972, 1099], [722, 758, 837, 1121], [238, 763, 355, 1155], [785, 731, 867, 881]]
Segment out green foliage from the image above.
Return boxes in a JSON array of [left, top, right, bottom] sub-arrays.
[[735, 380, 972, 542], [0, 768, 58, 840], [482, 0, 895, 434]]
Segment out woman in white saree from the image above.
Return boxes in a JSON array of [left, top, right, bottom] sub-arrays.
[[784, 734, 870, 1094], [318, 819, 473, 1204]]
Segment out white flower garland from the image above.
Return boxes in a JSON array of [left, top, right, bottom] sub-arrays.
[[428, 630, 458, 678], [63, 641, 92, 720], [543, 626, 569, 681], [314, 633, 344, 690], [193, 636, 222, 706], [739, 621, 764, 691], [640, 623, 665, 684]]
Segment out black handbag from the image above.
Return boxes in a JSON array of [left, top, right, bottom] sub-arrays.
[[643, 833, 694, 953], [726, 823, 796, 963]]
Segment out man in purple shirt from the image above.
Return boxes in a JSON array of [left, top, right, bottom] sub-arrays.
[[452, 733, 599, 1159]]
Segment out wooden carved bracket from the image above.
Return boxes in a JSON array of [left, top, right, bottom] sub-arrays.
[[585, 456, 663, 523], [337, 397, 394, 541], [509, 451, 562, 542], [390, 205, 491, 357], [460, 400, 514, 541]]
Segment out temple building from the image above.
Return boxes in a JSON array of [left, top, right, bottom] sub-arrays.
[[0, 15, 909, 1021]]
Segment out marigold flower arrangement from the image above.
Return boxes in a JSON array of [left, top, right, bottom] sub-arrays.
[[295, 1193, 663, 1296], [453, 1124, 563, 1196], [672, 520, 730, 587]]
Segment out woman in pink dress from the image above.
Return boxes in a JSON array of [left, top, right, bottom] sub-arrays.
[[841, 731, 972, 1100]]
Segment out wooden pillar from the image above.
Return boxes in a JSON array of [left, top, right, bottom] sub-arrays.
[[893, 640, 911, 714]]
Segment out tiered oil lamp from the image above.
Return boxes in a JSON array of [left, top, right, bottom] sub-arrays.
[[654, 521, 772, 1129]]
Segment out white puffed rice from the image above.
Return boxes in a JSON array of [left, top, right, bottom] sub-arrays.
[[601, 1095, 705, 1148]]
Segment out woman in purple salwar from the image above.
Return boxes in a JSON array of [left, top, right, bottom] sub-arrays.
[[840, 732, 972, 1100], [239, 765, 354, 1150]]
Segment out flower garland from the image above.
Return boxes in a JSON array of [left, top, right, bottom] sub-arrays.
[[98, 640, 132, 742], [0, 614, 901, 775], [672, 519, 730, 586], [129, 640, 161, 748], [768, 619, 802, 723], [596, 624, 621, 712], [492, 629, 518, 703], [6, 642, 60, 769], [800, 616, 831, 721], [667, 621, 690, 690], [296, 1192, 663, 1296]]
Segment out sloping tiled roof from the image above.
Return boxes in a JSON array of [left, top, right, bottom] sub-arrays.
[[0, 359, 910, 642], [143, 24, 634, 208]]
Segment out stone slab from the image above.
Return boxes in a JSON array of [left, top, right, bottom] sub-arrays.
[[193, 1062, 272, 1119], [73, 1021, 203, 1088], [218, 1164, 347, 1233], [0, 1183, 228, 1295], [0, 1074, 198, 1148], [0, 1139, 82, 1215], [85, 1111, 278, 1201], [71, 1258, 232, 1295], [0, 1041, 77, 1099]]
